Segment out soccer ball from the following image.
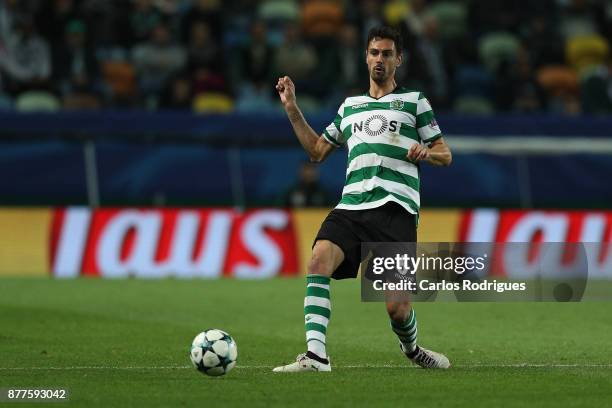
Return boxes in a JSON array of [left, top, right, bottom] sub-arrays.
[[189, 329, 237, 376]]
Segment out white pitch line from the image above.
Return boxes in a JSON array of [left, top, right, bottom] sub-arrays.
[[0, 366, 192, 371], [1, 363, 612, 370]]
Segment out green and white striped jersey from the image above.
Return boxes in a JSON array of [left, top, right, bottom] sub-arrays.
[[322, 87, 443, 215]]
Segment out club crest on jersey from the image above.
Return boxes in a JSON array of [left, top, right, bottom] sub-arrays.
[[390, 99, 404, 111]]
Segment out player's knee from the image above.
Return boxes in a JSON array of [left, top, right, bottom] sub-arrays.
[[308, 243, 335, 277], [308, 252, 333, 277], [386, 302, 411, 323]]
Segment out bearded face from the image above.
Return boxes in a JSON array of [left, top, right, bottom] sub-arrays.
[[366, 38, 402, 84]]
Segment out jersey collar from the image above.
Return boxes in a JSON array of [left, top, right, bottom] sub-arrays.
[[366, 85, 400, 100]]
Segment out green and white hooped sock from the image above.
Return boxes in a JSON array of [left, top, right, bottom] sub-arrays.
[[391, 308, 418, 354], [304, 274, 331, 359]]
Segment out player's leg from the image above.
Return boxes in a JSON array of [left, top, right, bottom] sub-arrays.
[[304, 240, 344, 359], [375, 203, 450, 368], [273, 239, 344, 372], [386, 299, 417, 354], [386, 298, 450, 368]]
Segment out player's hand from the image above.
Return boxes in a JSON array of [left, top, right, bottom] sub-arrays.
[[407, 144, 430, 163], [276, 76, 296, 108]]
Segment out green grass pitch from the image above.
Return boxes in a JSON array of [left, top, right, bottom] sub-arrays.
[[1, 278, 611, 407]]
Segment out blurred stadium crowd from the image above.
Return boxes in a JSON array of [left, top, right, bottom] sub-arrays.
[[0, 0, 611, 115]]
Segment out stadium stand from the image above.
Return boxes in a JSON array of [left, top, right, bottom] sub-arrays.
[[0, 0, 610, 209], [0, 0, 610, 114]]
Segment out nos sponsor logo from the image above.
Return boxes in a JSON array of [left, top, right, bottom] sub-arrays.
[[353, 114, 399, 137]]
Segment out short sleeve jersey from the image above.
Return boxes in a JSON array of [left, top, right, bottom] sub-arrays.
[[322, 87, 443, 214]]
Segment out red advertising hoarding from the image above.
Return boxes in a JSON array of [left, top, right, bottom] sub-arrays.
[[51, 208, 299, 278], [1, 207, 610, 278], [459, 209, 612, 278]]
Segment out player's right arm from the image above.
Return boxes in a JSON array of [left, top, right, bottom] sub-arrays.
[[276, 76, 335, 163]]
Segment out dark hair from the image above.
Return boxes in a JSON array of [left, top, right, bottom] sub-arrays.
[[366, 26, 402, 54]]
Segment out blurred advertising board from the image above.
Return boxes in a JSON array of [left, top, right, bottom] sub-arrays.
[[460, 209, 612, 243], [51, 208, 299, 278], [0, 208, 610, 278], [0, 209, 50, 276], [460, 209, 612, 280]]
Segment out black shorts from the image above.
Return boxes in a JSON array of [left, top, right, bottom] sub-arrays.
[[314, 202, 417, 280]]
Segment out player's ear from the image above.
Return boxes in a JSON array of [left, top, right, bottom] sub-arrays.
[[396, 52, 403, 67]]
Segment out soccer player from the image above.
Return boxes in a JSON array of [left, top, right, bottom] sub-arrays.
[[273, 26, 452, 372]]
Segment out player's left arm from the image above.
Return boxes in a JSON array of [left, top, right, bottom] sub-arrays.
[[407, 137, 452, 166], [409, 93, 452, 166]]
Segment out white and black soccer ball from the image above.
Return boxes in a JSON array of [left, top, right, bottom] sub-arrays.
[[190, 329, 237, 376]]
